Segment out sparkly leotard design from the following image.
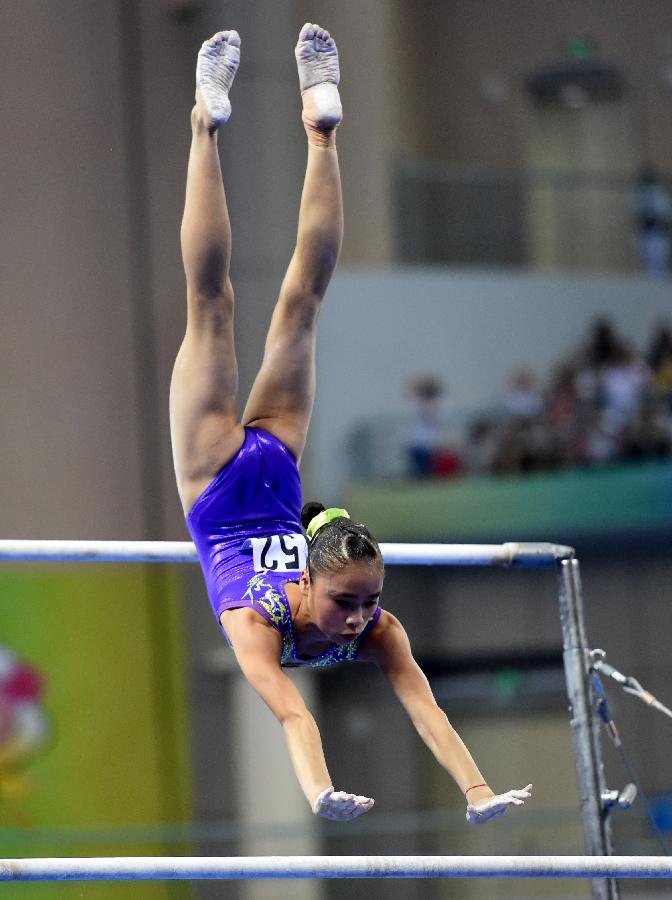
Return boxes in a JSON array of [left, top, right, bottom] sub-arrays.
[[187, 427, 380, 668], [242, 571, 380, 668]]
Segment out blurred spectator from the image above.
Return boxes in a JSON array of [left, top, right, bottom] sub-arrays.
[[580, 409, 621, 465], [621, 397, 672, 461], [465, 418, 498, 475], [572, 318, 628, 408], [580, 317, 627, 368], [492, 420, 538, 474], [632, 167, 672, 276], [547, 364, 578, 426], [501, 369, 544, 421], [406, 376, 445, 478], [407, 375, 462, 478], [647, 322, 672, 398], [546, 363, 581, 466], [599, 346, 649, 434], [405, 376, 463, 479], [572, 321, 651, 463]]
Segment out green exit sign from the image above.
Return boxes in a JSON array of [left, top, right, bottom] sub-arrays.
[[562, 35, 598, 62]]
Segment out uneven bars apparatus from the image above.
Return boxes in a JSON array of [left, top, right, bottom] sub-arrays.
[[0, 855, 671, 882], [0, 540, 618, 899]]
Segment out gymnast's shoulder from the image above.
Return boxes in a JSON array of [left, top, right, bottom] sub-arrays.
[[358, 609, 413, 667]]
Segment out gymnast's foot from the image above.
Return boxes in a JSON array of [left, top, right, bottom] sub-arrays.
[[195, 30, 240, 131], [295, 23, 342, 143]]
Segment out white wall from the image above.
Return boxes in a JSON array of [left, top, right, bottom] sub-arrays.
[[306, 266, 671, 500]]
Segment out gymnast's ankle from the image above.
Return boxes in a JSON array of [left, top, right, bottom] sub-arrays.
[[303, 121, 337, 149]]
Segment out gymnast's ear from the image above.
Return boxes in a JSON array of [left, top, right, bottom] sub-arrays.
[[299, 569, 311, 591]]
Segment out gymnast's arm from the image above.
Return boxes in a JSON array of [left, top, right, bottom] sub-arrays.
[[363, 611, 532, 824], [223, 607, 374, 820]]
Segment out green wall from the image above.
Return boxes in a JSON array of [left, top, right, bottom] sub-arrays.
[[346, 461, 672, 543]]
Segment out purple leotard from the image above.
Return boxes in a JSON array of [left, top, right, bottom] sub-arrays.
[[187, 427, 381, 668]]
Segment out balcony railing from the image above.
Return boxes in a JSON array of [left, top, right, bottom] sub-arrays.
[[395, 161, 671, 273]]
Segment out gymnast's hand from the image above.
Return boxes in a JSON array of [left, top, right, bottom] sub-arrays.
[[466, 784, 533, 825], [312, 786, 375, 820]]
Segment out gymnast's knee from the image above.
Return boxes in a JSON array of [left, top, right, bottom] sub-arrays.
[[187, 279, 235, 322]]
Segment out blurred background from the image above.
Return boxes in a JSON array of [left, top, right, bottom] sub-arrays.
[[2, 1, 672, 898]]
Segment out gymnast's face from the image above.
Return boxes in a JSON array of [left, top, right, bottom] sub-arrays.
[[302, 561, 384, 644]]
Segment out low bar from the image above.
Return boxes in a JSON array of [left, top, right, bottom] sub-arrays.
[[0, 540, 574, 567], [0, 856, 671, 881]]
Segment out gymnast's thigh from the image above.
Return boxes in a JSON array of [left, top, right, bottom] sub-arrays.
[[170, 320, 244, 513]]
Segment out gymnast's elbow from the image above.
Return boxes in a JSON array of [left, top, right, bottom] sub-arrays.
[[244, 678, 312, 730], [410, 700, 449, 750]]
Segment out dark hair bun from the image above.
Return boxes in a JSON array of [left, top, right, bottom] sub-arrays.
[[301, 500, 326, 531]]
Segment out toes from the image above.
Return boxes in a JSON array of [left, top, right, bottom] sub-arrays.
[[299, 22, 316, 42], [224, 30, 240, 48], [298, 22, 333, 48], [203, 31, 224, 48], [204, 29, 240, 49]]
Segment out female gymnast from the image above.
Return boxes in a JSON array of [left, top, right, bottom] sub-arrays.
[[170, 23, 533, 823]]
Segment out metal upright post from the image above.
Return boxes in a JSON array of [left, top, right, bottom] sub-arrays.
[[558, 558, 619, 900]]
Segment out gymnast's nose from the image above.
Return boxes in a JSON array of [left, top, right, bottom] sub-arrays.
[[345, 608, 365, 629]]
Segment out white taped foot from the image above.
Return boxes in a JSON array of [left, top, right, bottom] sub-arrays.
[[295, 23, 342, 130], [196, 30, 240, 128]]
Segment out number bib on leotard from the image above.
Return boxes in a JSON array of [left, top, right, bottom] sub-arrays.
[[244, 533, 308, 573]]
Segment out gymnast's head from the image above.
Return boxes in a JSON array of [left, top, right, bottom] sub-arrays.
[[300, 502, 384, 639]]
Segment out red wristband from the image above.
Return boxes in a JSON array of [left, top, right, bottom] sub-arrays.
[[465, 783, 488, 797]]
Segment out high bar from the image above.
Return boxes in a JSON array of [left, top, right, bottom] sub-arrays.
[[0, 540, 574, 567], [0, 855, 669, 881]]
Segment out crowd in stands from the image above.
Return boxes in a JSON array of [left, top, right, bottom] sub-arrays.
[[407, 318, 672, 479]]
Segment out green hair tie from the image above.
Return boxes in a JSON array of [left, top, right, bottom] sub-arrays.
[[306, 507, 350, 540]]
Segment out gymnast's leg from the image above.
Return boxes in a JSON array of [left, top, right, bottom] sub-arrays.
[[242, 23, 343, 460], [170, 31, 243, 514]]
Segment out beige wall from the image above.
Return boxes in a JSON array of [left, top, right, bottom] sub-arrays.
[[397, 0, 672, 170], [1, 1, 309, 541], [2, 2, 143, 539]]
